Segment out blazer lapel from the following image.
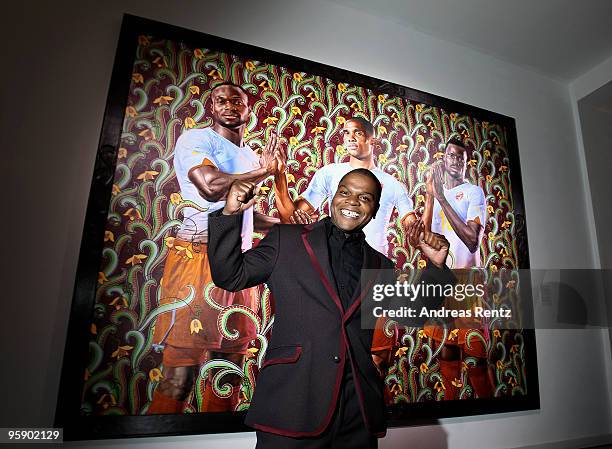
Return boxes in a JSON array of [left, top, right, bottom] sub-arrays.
[[301, 221, 344, 314]]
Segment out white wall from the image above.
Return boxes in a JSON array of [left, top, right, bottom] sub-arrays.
[[2, 0, 611, 448]]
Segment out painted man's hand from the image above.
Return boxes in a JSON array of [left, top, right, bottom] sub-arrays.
[[223, 180, 258, 215], [273, 139, 287, 175], [431, 162, 446, 202], [418, 231, 450, 268], [289, 209, 315, 224], [259, 131, 279, 175]]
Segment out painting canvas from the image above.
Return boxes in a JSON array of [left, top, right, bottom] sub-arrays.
[[56, 14, 538, 440]]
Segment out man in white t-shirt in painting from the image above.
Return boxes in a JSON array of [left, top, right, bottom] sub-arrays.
[[274, 116, 415, 257], [421, 137, 492, 400], [149, 82, 281, 414]]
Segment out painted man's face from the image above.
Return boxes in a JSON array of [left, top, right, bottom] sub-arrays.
[[443, 144, 467, 179], [210, 85, 250, 128], [340, 120, 372, 161]]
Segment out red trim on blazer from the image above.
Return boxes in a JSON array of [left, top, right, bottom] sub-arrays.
[[252, 344, 347, 438], [260, 346, 302, 369]]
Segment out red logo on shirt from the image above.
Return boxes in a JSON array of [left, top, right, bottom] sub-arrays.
[[455, 192, 464, 201]]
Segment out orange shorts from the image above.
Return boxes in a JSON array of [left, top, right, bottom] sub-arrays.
[[152, 239, 258, 359]]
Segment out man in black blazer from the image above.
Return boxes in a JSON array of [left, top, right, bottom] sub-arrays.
[[208, 168, 451, 448]]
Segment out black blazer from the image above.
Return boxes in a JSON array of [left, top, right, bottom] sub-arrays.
[[208, 210, 451, 437]]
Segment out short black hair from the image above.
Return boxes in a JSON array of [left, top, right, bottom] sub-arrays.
[[346, 116, 375, 138], [339, 168, 382, 216], [445, 137, 470, 158], [210, 81, 250, 101]]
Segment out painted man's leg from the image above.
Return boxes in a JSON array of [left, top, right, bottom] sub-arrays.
[[148, 366, 197, 414]]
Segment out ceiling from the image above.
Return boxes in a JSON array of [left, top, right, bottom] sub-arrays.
[[330, 0, 612, 81]]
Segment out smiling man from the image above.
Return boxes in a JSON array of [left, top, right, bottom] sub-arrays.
[[207, 168, 451, 448]]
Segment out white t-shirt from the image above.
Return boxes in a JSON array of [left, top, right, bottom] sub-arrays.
[[300, 162, 414, 255], [173, 127, 260, 251], [431, 181, 486, 268]]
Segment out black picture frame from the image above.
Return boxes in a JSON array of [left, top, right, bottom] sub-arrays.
[[55, 13, 539, 440]]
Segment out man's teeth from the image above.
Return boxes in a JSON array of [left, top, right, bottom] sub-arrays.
[[341, 209, 359, 219]]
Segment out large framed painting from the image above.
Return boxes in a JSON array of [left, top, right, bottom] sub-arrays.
[[56, 14, 538, 440]]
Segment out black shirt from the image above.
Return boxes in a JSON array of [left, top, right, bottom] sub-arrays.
[[324, 217, 366, 311]]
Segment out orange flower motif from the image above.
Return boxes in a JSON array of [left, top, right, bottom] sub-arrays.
[[112, 184, 121, 196], [451, 378, 463, 388], [378, 154, 388, 163], [499, 165, 509, 173], [338, 83, 347, 92], [124, 208, 142, 221], [482, 121, 489, 129], [487, 205, 494, 213], [287, 173, 295, 183], [175, 245, 194, 259], [245, 61, 255, 71], [417, 161, 426, 171], [493, 329, 501, 338], [138, 128, 155, 141], [152, 56, 167, 68], [418, 259, 427, 269], [138, 35, 150, 46], [291, 106, 302, 116], [137, 170, 160, 181], [378, 94, 386, 102], [510, 344, 519, 354], [336, 116, 346, 125], [484, 149, 491, 158], [193, 48, 205, 59], [109, 295, 128, 310], [190, 319, 203, 334], [417, 329, 425, 339], [350, 102, 362, 111], [189, 85, 200, 95], [117, 147, 128, 159], [153, 95, 173, 106], [170, 192, 183, 205], [416, 135, 425, 144], [395, 347, 408, 357], [104, 231, 114, 242], [259, 80, 270, 91], [289, 136, 299, 146], [111, 345, 133, 359], [246, 347, 259, 359], [434, 381, 446, 392], [91, 323, 97, 335], [262, 116, 279, 125], [184, 117, 196, 129], [311, 126, 325, 134], [378, 125, 387, 135], [506, 280, 516, 289], [450, 113, 457, 121], [501, 220, 511, 228], [336, 145, 346, 155], [98, 272, 108, 284], [416, 194, 425, 204], [419, 363, 428, 373], [447, 329, 459, 341], [490, 265, 499, 273], [149, 368, 164, 382], [396, 144, 408, 151], [126, 254, 147, 266], [415, 104, 424, 113], [496, 360, 504, 370], [433, 152, 444, 160], [132, 73, 144, 84], [468, 159, 477, 167], [486, 175, 493, 183], [488, 231, 495, 240], [125, 106, 137, 117], [307, 91, 317, 100], [208, 69, 221, 80], [164, 237, 175, 248], [293, 72, 303, 82]]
